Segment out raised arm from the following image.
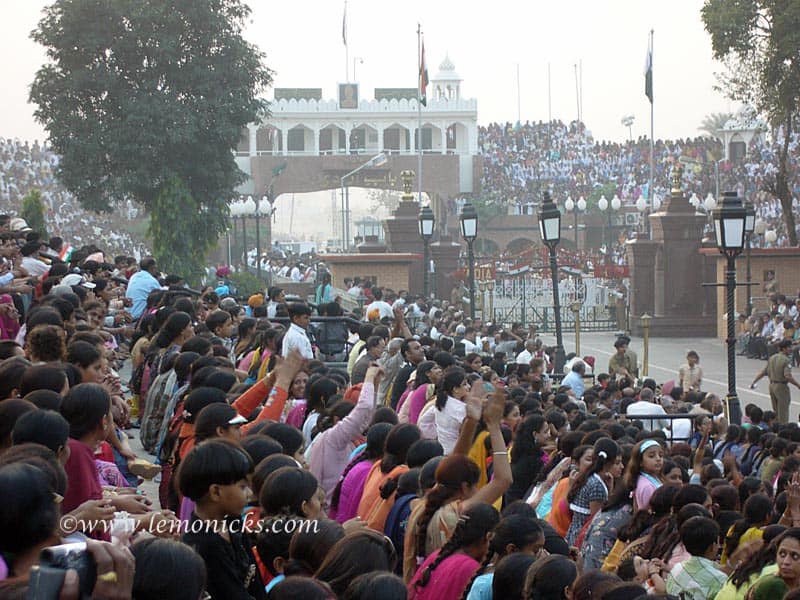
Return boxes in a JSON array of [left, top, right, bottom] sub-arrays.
[[325, 365, 383, 451], [391, 305, 412, 339], [464, 388, 513, 510], [235, 350, 304, 429]]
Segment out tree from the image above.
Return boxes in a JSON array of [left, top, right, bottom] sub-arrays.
[[148, 177, 213, 282], [698, 112, 733, 139], [367, 188, 401, 214], [702, 0, 800, 245], [29, 0, 273, 281], [20, 190, 47, 239]]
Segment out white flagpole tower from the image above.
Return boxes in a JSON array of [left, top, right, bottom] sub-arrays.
[[417, 24, 423, 207]]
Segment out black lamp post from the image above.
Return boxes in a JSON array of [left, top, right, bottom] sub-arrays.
[[418, 205, 435, 299], [538, 191, 566, 373], [460, 202, 478, 320], [255, 196, 264, 280], [714, 190, 747, 425], [744, 201, 756, 318]]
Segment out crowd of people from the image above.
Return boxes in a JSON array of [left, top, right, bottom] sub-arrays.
[[479, 120, 800, 248], [2, 116, 799, 270], [3, 211, 800, 600], [0, 138, 148, 258]]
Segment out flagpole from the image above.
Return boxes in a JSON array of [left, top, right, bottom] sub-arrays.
[[517, 63, 521, 126], [579, 59, 583, 122], [649, 29, 654, 239], [574, 64, 580, 123], [417, 24, 423, 207], [547, 62, 552, 125], [344, 0, 349, 82]]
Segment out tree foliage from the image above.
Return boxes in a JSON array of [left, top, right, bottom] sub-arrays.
[[698, 112, 733, 139], [702, 0, 800, 245], [21, 190, 48, 239], [29, 0, 273, 279], [148, 177, 213, 282]]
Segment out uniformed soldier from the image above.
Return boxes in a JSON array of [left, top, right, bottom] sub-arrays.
[[608, 337, 638, 380], [751, 339, 800, 423]]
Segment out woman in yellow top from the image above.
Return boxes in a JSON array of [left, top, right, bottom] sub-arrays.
[[714, 525, 785, 600], [741, 528, 800, 599], [721, 494, 772, 565]]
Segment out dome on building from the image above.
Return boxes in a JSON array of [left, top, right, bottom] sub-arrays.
[[434, 54, 461, 81]]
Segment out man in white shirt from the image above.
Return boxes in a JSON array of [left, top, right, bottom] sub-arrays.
[[516, 339, 537, 365], [347, 279, 363, 296], [461, 327, 480, 354], [281, 303, 314, 359], [769, 314, 785, 345], [406, 297, 426, 318], [290, 263, 303, 282], [625, 387, 668, 431], [266, 286, 285, 319], [20, 242, 49, 278], [391, 290, 408, 311], [365, 288, 393, 321]]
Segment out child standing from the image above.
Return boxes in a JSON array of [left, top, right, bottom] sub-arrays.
[[178, 439, 264, 600]]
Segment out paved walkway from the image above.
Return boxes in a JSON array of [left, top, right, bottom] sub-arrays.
[[542, 331, 793, 420]]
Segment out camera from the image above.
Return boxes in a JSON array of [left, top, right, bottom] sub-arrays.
[[29, 542, 96, 600]]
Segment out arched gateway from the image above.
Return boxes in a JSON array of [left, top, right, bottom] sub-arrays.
[[233, 56, 481, 257]]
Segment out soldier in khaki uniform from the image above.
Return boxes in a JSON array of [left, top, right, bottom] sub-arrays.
[[751, 339, 800, 423], [608, 337, 638, 380]]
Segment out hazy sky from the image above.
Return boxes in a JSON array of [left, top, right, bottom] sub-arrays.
[[2, 0, 732, 145]]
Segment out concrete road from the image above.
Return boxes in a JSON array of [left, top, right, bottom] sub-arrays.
[[540, 331, 797, 421]]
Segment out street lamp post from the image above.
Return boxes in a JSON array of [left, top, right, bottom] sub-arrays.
[[254, 196, 263, 280], [486, 279, 495, 321], [418, 205, 435, 299], [744, 201, 756, 317], [229, 197, 242, 266], [714, 190, 747, 425], [636, 195, 648, 239], [341, 153, 388, 251], [230, 196, 247, 266], [564, 196, 587, 250], [460, 202, 478, 320], [538, 191, 566, 373]]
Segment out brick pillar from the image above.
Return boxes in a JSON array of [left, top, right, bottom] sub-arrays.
[[649, 191, 707, 317], [384, 200, 424, 294], [625, 239, 658, 324]]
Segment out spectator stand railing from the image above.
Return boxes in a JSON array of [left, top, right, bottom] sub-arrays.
[[614, 412, 697, 445]]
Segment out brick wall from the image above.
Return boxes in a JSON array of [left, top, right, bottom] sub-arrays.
[[324, 254, 421, 295]]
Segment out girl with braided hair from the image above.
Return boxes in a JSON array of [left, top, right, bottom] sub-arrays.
[[462, 515, 544, 600], [565, 437, 622, 546], [408, 503, 500, 600], [402, 387, 512, 582]]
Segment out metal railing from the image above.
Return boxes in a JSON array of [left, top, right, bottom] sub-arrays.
[[493, 305, 619, 332], [614, 412, 698, 444]]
